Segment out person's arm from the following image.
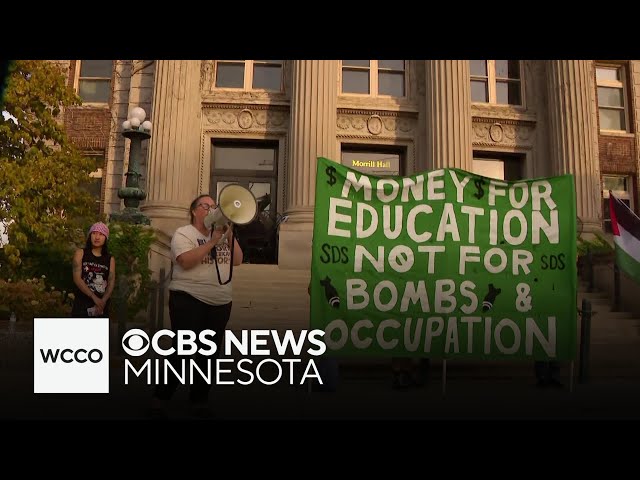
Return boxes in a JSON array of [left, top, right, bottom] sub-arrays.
[[175, 230, 224, 270], [94, 257, 116, 312], [72, 249, 100, 304]]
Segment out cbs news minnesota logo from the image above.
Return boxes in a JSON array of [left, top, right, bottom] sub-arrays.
[[33, 318, 110, 393]]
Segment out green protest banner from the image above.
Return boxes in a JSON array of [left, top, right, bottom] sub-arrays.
[[310, 157, 577, 360]]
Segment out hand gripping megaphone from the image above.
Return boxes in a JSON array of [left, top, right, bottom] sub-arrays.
[[204, 184, 258, 232], [204, 184, 258, 285]]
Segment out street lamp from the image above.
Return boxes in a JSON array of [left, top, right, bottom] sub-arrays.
[[109, 107, 153, 353], [111, 106, 152, 225]]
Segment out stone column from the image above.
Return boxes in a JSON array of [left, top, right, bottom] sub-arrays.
[[546, 60, 601, 233], [278, 60, 338, 270], [141, 60, 202, 236], [425, 60, 473, 171]]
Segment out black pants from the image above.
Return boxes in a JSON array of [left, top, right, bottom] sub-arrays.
[[154, 290, 232, 404]]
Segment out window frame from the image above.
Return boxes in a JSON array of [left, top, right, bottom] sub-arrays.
[[82, 152, 106, 214], [214, 60, 284, 92], [74, 60, 113, 106], [470, 60, 524, 107], [340, 60, 407, 98], [595, 63, 630, 133], [210, 138, 281, 264], [602, 174, 634, 232], [472, 150, 527, 182]]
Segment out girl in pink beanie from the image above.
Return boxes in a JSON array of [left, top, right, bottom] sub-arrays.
[[88, 222, 110, 239], [70, 222, 116, 318]]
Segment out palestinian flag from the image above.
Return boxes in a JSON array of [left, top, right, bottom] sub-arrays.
[[609, 192, 640, 283]]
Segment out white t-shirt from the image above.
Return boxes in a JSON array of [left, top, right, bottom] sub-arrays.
[[169, 224, 233, 305]]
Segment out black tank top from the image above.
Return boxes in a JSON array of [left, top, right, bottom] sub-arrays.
[[73, 249, 111, 314]]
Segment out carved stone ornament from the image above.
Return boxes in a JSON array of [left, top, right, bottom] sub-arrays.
[[383, 117, 397, 131], [351, 117, 366, 130], [367, 115, 383, 135], [202, 106, 289, 132], [473, 124, 489, 140], [238, 110, 254, 129], [336, 112, 416, 138], [222, 112, 236, 125], [472, 118, 534, 147], [200, 60, 214, 91], [337, 116, 351, 130], [489, 123, 504, 143], [204, 111, 221, 125], [255, 111, 268, 126], [397, 118, 412, 132]]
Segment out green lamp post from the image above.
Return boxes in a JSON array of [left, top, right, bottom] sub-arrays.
[[109, 106, 152, 353], [110, 106, 151, 225]]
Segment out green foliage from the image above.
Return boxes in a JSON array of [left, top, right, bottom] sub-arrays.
[[0, 60, 96, 276], [107, 221, 155, 320], [16, 241, 79, 293], [0, 60, 11, 103], [0, 276, 73, 322], [577, 232, 614, 257]]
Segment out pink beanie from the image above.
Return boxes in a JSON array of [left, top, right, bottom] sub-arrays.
[[89, 222, 109, 239]]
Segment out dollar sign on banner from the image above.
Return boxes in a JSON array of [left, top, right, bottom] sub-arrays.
[[474, 178, 486, 199], [326, 165, 337, 186]]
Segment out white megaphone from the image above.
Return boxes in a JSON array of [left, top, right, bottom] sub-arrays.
[[204, 184, 258, 232], [203, 184, 257, 285]]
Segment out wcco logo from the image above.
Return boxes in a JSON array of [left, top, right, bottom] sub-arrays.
[[34, 318, 109, 394], [40, 348, 104, 364]]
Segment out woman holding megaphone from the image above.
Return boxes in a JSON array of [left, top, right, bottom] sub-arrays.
[[150, 193, 244, 419]]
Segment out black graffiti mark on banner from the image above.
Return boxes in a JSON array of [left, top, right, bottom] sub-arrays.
[[473, 178, 486, 199], [326, 165, 337, 186], [320, 276, 340, 309], [482, 283, 502, 311]]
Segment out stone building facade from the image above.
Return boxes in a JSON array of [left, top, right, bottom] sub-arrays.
[[59, 60, 640, 278]]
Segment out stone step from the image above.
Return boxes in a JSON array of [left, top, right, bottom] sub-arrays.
[[577, 298, 610, 306], [593, 311, 634, 320], [591, 321, 640, 329]]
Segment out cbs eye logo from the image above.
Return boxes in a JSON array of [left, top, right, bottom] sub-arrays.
[[122, 329, 150, 356]]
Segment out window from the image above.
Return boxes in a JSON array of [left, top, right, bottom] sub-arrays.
[[80, 153, 105, 214], [596, 65, 629, 132], [341, 60, 406, 97], [211, 140, 279, 264], [341, 145, 405, 177], [603, 175, 634, 232], [472, 151, 525, 181], [214, 60, 283, 91], [470, 60, 522, 106], [77, 60, 113, 104]]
